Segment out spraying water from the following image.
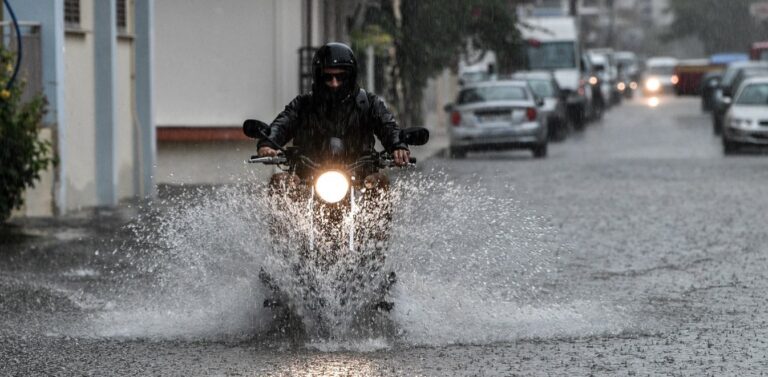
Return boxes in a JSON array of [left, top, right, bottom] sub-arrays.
[[82, 169, 626, 349]]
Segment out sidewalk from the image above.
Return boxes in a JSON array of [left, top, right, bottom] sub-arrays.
[[411, 127, 448, 162]]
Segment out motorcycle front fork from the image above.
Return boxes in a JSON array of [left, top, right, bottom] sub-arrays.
[[308, 179, 360, 254]]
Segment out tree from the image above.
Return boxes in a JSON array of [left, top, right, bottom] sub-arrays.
[[351, 0, 522, 126], [0, 46, 54, 222], [665, 0, 768, 54]]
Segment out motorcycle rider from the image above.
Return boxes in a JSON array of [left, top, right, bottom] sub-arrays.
[[257, 42, 410, 192]]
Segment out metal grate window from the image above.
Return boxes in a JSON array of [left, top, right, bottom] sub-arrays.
[[116, 0, 127, 31], [64, 0, 81, 27]]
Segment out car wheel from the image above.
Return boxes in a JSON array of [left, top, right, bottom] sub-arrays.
[[449, 147, 466, 159], [548, 118, 568, 142], [723, 139, 738, 155], [713, 114, 723, 136], [532, 143, 548, 158]]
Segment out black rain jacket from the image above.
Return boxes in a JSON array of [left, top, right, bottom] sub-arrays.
[[257, 90, 408, 167]]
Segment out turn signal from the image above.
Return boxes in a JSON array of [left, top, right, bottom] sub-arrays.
[[526, 107, 537, 121], [450, 111, 462, 126]]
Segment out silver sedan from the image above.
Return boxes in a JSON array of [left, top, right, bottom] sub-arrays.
[[445, 80, 548, 158], [723, 76, 768, 154]]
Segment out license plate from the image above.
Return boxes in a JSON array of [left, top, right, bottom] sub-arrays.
[[479, 113, 512, 123]]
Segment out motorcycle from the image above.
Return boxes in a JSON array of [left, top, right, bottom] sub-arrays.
[[242, 119, 429, 333]]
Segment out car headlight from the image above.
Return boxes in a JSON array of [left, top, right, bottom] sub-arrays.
[[314, 170, 349, 203], [729, 118, 753, 129], [645, 78, 661, 92], [617, 82, 626, 91]]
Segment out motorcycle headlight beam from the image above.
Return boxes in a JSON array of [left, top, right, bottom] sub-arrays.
[[315, 171, 350, 203]]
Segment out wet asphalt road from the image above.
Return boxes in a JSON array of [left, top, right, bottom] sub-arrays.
[[3, 95, 768, 376]]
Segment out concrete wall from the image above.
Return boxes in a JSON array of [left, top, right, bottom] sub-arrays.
[[155, 0, 302, 127], [117, 37, 136, 199], [155, 0, 306, 185], [10, 0, 144, 215], [64, 0, 98, 210]]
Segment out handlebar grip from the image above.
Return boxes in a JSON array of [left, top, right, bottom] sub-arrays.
[[248, 155, 287, 164]]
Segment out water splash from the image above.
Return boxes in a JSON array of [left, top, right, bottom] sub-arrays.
[[83, 169, 626, 347]]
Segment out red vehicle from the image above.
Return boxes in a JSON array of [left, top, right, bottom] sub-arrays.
[[750, 41, 768, 61], [673, 59, 720, 96]]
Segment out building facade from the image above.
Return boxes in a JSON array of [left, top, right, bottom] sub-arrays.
[[8, 0, 154, 216]]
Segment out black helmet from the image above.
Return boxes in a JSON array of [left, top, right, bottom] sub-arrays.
[[312, 43, 358, 101]]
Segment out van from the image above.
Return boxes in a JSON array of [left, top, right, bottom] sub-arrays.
[[520, 16, 590, 128]]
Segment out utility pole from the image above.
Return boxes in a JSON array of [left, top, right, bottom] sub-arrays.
[[607, 0, 615, 48]]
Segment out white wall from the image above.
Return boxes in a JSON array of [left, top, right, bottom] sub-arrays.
[[155, 0, 303, 127], [64, 0, 98, 210], [117, 38, 136, 199]]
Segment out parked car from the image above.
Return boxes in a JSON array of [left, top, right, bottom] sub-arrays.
[[511, 71, 570, 141], [712, 61, 768, 134], [642, 57, 678, 96], [729, 67, 768, 98], [588, 48, 622, 105], [722, 77, 768, 154], [701, 71, 723, 112], [445, 80, 548, 158], [520, 16, 590, 129], [585, 51, 612, 111], [615, 51, 640, 98]]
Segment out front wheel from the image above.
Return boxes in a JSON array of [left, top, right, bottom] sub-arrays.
[[532, 143, 548, 158]]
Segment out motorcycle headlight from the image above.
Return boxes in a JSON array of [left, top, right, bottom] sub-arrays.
[[314, 171, 349, 203]]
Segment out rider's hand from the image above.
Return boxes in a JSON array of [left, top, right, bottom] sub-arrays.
[[258, 146, 279, 157], [393, 149, 410, 166]]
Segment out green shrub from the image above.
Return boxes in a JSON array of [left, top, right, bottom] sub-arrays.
[[0, 47, 54, 222]]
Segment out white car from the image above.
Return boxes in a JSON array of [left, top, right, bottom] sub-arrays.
[[723, 77, 768, 154], [445, 80, 547, 158], [643, 57, 679, 96]]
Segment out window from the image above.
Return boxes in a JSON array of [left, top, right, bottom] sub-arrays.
[[116, 0, 127, 31], [527, 79, 556, 98], [735, 84, 768, 105], [458, 86, 529, 105], [64, 0, 80, 27], [526, 42, 577, 70]]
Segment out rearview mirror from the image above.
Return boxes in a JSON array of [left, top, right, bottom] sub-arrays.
[[243, 119, 270, 139], [443, 103, 454, 112], [400, 127, 430, 146], [535, 97, 545, 107]]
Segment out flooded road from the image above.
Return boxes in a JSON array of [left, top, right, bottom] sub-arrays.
[[3, 96, 768, 376]]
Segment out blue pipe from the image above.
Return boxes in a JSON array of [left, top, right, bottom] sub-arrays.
[[3, 0, 22, 90]]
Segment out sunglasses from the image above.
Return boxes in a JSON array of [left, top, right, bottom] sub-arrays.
[[322, 72, 349, 83]]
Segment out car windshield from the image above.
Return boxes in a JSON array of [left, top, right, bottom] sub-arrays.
[[526, 79, 556, 98], [735, 83, 768, 105], [458, 85, 529, 104], [647, 65, 675, 75], [527, 42, 577, 70]]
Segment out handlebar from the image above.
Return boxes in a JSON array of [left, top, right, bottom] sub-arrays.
[[248, 155, 288, 165], [247, 154, 416, 168]]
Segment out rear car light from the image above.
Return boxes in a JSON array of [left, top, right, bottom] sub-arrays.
[[526, 107, 537, 121], [451, 111, 462, 126]]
